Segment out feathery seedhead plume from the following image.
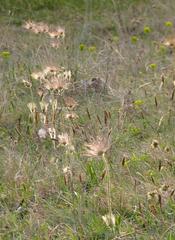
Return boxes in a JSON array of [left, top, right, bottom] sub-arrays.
[[58, 133, 75, 151], [51, 41, 60, 49], [37, 22, 49, 33], [58, 133, 71, 146], [64, 96, 78, 109], [22, 80, 32, 88], [65, 112, 79, 120], [48, 27, 65, 39], [159, 184, 169, 192], [164, 146, 170, 152], [63, 166, 73, 178], [44, 76, 70, 91], [84, 135, 111, 157], [147, 190, 159, 202], [151, 139, 159, 149], [23, 21, 49, 34], [23, 21, 35, 30], [43, 66, 58, 76]]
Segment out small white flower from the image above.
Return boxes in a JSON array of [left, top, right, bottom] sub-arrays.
[[38, 128, 47, 139]]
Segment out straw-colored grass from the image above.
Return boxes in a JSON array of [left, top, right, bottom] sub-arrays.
[[1, 1, 175, 239]]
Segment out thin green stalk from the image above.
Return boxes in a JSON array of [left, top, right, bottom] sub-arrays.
[[102, 153, 112, 216]]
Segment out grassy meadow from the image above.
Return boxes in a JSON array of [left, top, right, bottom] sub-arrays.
[[1, 0, 175, 239]]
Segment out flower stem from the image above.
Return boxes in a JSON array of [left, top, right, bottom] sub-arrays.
[[102, 153, 112, 216]]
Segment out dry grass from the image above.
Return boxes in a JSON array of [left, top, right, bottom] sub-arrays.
[[1, 0, 175, 239]]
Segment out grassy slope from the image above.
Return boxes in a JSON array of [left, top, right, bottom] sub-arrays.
[[1, 0, 175, 239]]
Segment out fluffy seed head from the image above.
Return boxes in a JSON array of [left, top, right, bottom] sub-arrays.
[[84, 135, 111, 157], [151, 139, 159, 149], [38, 128, 47, 139], [64, 97, 78, 109]]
